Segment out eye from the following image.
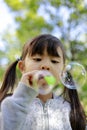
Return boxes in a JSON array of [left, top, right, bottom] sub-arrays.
[[51, 60, 59, 64], [33, 58, 41, 62]]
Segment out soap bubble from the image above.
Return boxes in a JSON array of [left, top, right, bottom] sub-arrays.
[[60, 62, 86, 90], [33, 70, 56, 95]]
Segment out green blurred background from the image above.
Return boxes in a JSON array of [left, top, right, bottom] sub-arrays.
[[0, 0, 87, 113]]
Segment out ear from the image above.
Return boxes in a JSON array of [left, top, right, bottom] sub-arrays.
[[18, 60, 25, 73]]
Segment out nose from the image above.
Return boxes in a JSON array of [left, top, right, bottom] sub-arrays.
[[41, 65, 50, 70]]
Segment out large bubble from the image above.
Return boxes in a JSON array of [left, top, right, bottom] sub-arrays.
[[60, 62, 86, 90]]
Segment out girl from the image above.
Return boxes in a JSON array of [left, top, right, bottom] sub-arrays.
[[0, 34, 87, 130]]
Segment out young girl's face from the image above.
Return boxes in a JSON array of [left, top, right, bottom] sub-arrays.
[[21, 46, 64, 84]]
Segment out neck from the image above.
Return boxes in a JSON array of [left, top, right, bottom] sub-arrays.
[[37, 92, 53, 103]]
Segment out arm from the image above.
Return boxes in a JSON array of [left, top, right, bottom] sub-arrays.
[[0, 112, 3, 130], [1, 82, 38, 130]]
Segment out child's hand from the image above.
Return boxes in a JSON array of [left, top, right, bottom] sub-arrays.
[[20, 70, 39, 87]]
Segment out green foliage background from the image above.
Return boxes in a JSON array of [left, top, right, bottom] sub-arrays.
[[0, 0, 87, 113]]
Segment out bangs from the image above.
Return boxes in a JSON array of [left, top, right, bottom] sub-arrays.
[[28, 35, 61, 57]]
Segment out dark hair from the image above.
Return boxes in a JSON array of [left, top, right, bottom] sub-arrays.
[[0, 60, 19, 101], [0, 34, 86, 130], [64, 87, 87, 130]]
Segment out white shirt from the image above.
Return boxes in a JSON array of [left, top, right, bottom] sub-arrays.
[[0, 82, 81, 130]]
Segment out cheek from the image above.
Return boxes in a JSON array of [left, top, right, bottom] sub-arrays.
[[24, 62, 39, 72]]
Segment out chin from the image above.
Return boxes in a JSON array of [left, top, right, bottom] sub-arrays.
[[38, 85, 53, 95]]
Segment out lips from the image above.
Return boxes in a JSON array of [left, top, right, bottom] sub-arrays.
[[38, 74, 44, 80], [38, 78, 47, 86]]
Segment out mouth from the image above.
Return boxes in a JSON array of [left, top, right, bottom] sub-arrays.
[[38, 74, 44, 80], [39, 84, 49, 90]]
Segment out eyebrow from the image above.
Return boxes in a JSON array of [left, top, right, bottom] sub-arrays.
[[31, 53, 61, 57], [50, 54, 61, 58], [51, 56, 61, 61]]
